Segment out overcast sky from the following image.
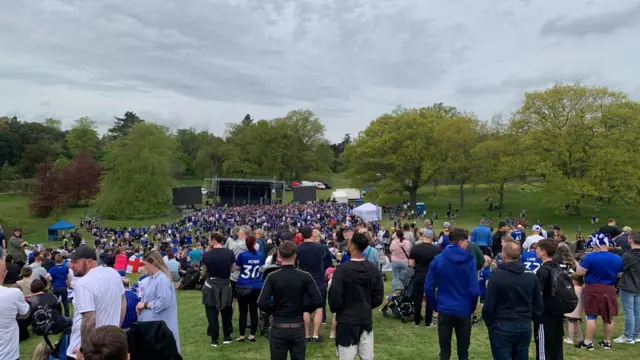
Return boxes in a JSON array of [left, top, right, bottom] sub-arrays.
[[1, 0, 639, 142]]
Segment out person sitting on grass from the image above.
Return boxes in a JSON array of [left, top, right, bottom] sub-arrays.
[[16, 266, 33, 297]]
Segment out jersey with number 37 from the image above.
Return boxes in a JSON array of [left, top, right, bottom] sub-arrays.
[[520, 251, 542, 274], [236, 251, 265, 290]]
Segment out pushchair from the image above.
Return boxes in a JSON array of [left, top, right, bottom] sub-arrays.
[[43, 324, 71, 359], [258, 265, 280, 336], [380, 273, 415, 323]]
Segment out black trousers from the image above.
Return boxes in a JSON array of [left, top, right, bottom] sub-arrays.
[[438, 313, 471, 360], [412, 277, 433, 326], [269, 326, 306, 360], [53, 287, 70, 317], [205, 305, 233, 341], [238, 289, 260, 336], [534, 316, 564, 360]]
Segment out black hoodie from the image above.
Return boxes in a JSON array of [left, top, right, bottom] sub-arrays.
[[619, 249, 640, 293], [482, 261, 543, 327], [328, 259, 384, 325]]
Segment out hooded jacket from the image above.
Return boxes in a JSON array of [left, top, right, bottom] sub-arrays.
[[481, 261, 543, 327], [230, 239, 252, 282], [328, 259, 384, 325], [424, 245, 479, 317], [619, 248, 640, 293]]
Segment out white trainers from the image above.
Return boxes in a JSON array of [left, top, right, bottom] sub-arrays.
[[563, 338, 573, 345], [613, 335, 635, 344], [635, 336, 640, 343]]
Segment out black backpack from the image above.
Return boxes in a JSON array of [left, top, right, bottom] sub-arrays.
[[32, 304, 54, 336], [549, 266, 578, 314]]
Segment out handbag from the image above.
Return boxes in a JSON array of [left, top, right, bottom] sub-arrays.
[[237, 285, 252, 297], [399, 244, 415, 278]]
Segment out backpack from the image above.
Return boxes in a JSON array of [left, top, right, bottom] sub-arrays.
[[549, 266, 578, 314], [32, 304, 55, 336]]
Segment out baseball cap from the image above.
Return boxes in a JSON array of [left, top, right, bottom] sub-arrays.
[[343, 226, 354, 231], [422, 229, 434, 239], [532, 225, 542, 232], [443, 222, 451, 229], [69, 246, 97, 261]]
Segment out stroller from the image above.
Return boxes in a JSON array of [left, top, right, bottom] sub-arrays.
[[44, 324, 71, 359], [380, 272, 415, 323], [258, 264, 280, 336]]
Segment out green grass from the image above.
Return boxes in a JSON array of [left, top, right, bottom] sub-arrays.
[[5, 174, 640, 359], [18, 275, 637, 360]]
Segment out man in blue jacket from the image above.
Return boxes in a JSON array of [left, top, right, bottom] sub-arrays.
[[471, 219, 493, 256], [425, 228, 479, 360]]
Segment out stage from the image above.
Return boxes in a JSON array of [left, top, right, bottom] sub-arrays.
[[204, 177, 286, 205]]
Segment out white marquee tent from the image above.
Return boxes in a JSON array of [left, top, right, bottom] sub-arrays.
[[330, 190, 349, 203], [351, 202, 382, 222]]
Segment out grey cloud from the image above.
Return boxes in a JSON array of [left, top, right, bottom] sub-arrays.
[[0, 0, 455, 118], [1, 0, 640, 140], [540, 3, 640, 37], [455, 70, 601, 96]]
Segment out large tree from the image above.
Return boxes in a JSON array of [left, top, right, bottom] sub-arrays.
[[60, 151, 102, 206], [98, 123, 176, 218], [66, 116, 99, 156], [108, 111, 144, 138], [343, 107, 444, 209], [28, 162, 64, 217], [223, 110, 332, 180], [511, 83, 640, 214]]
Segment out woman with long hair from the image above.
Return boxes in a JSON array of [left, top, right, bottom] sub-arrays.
[[389, 229, 411, 291], [137, 250, 181, 353], [235, 235, 265, 342]]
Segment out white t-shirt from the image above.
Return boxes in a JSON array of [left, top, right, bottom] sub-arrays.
[[523, 235, 545, 252], [67, 266, 125, 358], [0, 286, 30, 360]]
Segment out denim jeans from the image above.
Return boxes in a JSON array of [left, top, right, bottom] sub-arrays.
[[391, 261, 408, 291], [489, 322, 531, 360], [620, 289, 640, 339]]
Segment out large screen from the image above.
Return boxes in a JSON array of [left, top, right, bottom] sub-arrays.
[[292, 186, 317, 203], [172, 186, 202, 206]]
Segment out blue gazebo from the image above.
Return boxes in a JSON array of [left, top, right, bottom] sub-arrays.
[[48, 220, 76, 241]]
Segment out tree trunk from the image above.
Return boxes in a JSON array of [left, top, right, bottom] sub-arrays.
[[409, 187, 418, 210], [459, 180, 465, 211], [472, 184, 477, 194], [498, 179, 505, 209], [432, 181, 438, 196]]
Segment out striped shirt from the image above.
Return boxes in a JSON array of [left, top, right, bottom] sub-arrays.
[[122, 290, 139, 329]]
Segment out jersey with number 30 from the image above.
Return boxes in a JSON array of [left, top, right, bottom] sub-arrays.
[[520, 251, 542, 274], [236, 251, 265, 290]]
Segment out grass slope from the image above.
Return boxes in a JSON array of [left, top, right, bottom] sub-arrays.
[[18, 276, 636, 360]]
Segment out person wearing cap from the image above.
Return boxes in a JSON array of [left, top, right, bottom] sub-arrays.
[[575, 234, 623, 350], [523, 225, 545, 252], [67, 246, 126, 359], [409, 228, 440, 327]]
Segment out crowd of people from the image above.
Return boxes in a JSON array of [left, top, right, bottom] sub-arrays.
[[1, 202, 640, 360]]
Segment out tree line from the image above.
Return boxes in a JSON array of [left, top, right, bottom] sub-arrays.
[[0, 109, 349, 218], [343, 83, 640, 214]]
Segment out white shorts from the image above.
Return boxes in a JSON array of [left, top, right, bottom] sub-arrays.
[[337, 330, 374, 360]]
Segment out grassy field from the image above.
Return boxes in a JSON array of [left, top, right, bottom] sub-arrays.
[[4, 175, 640, 359], [18, 275, 637, 360]]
